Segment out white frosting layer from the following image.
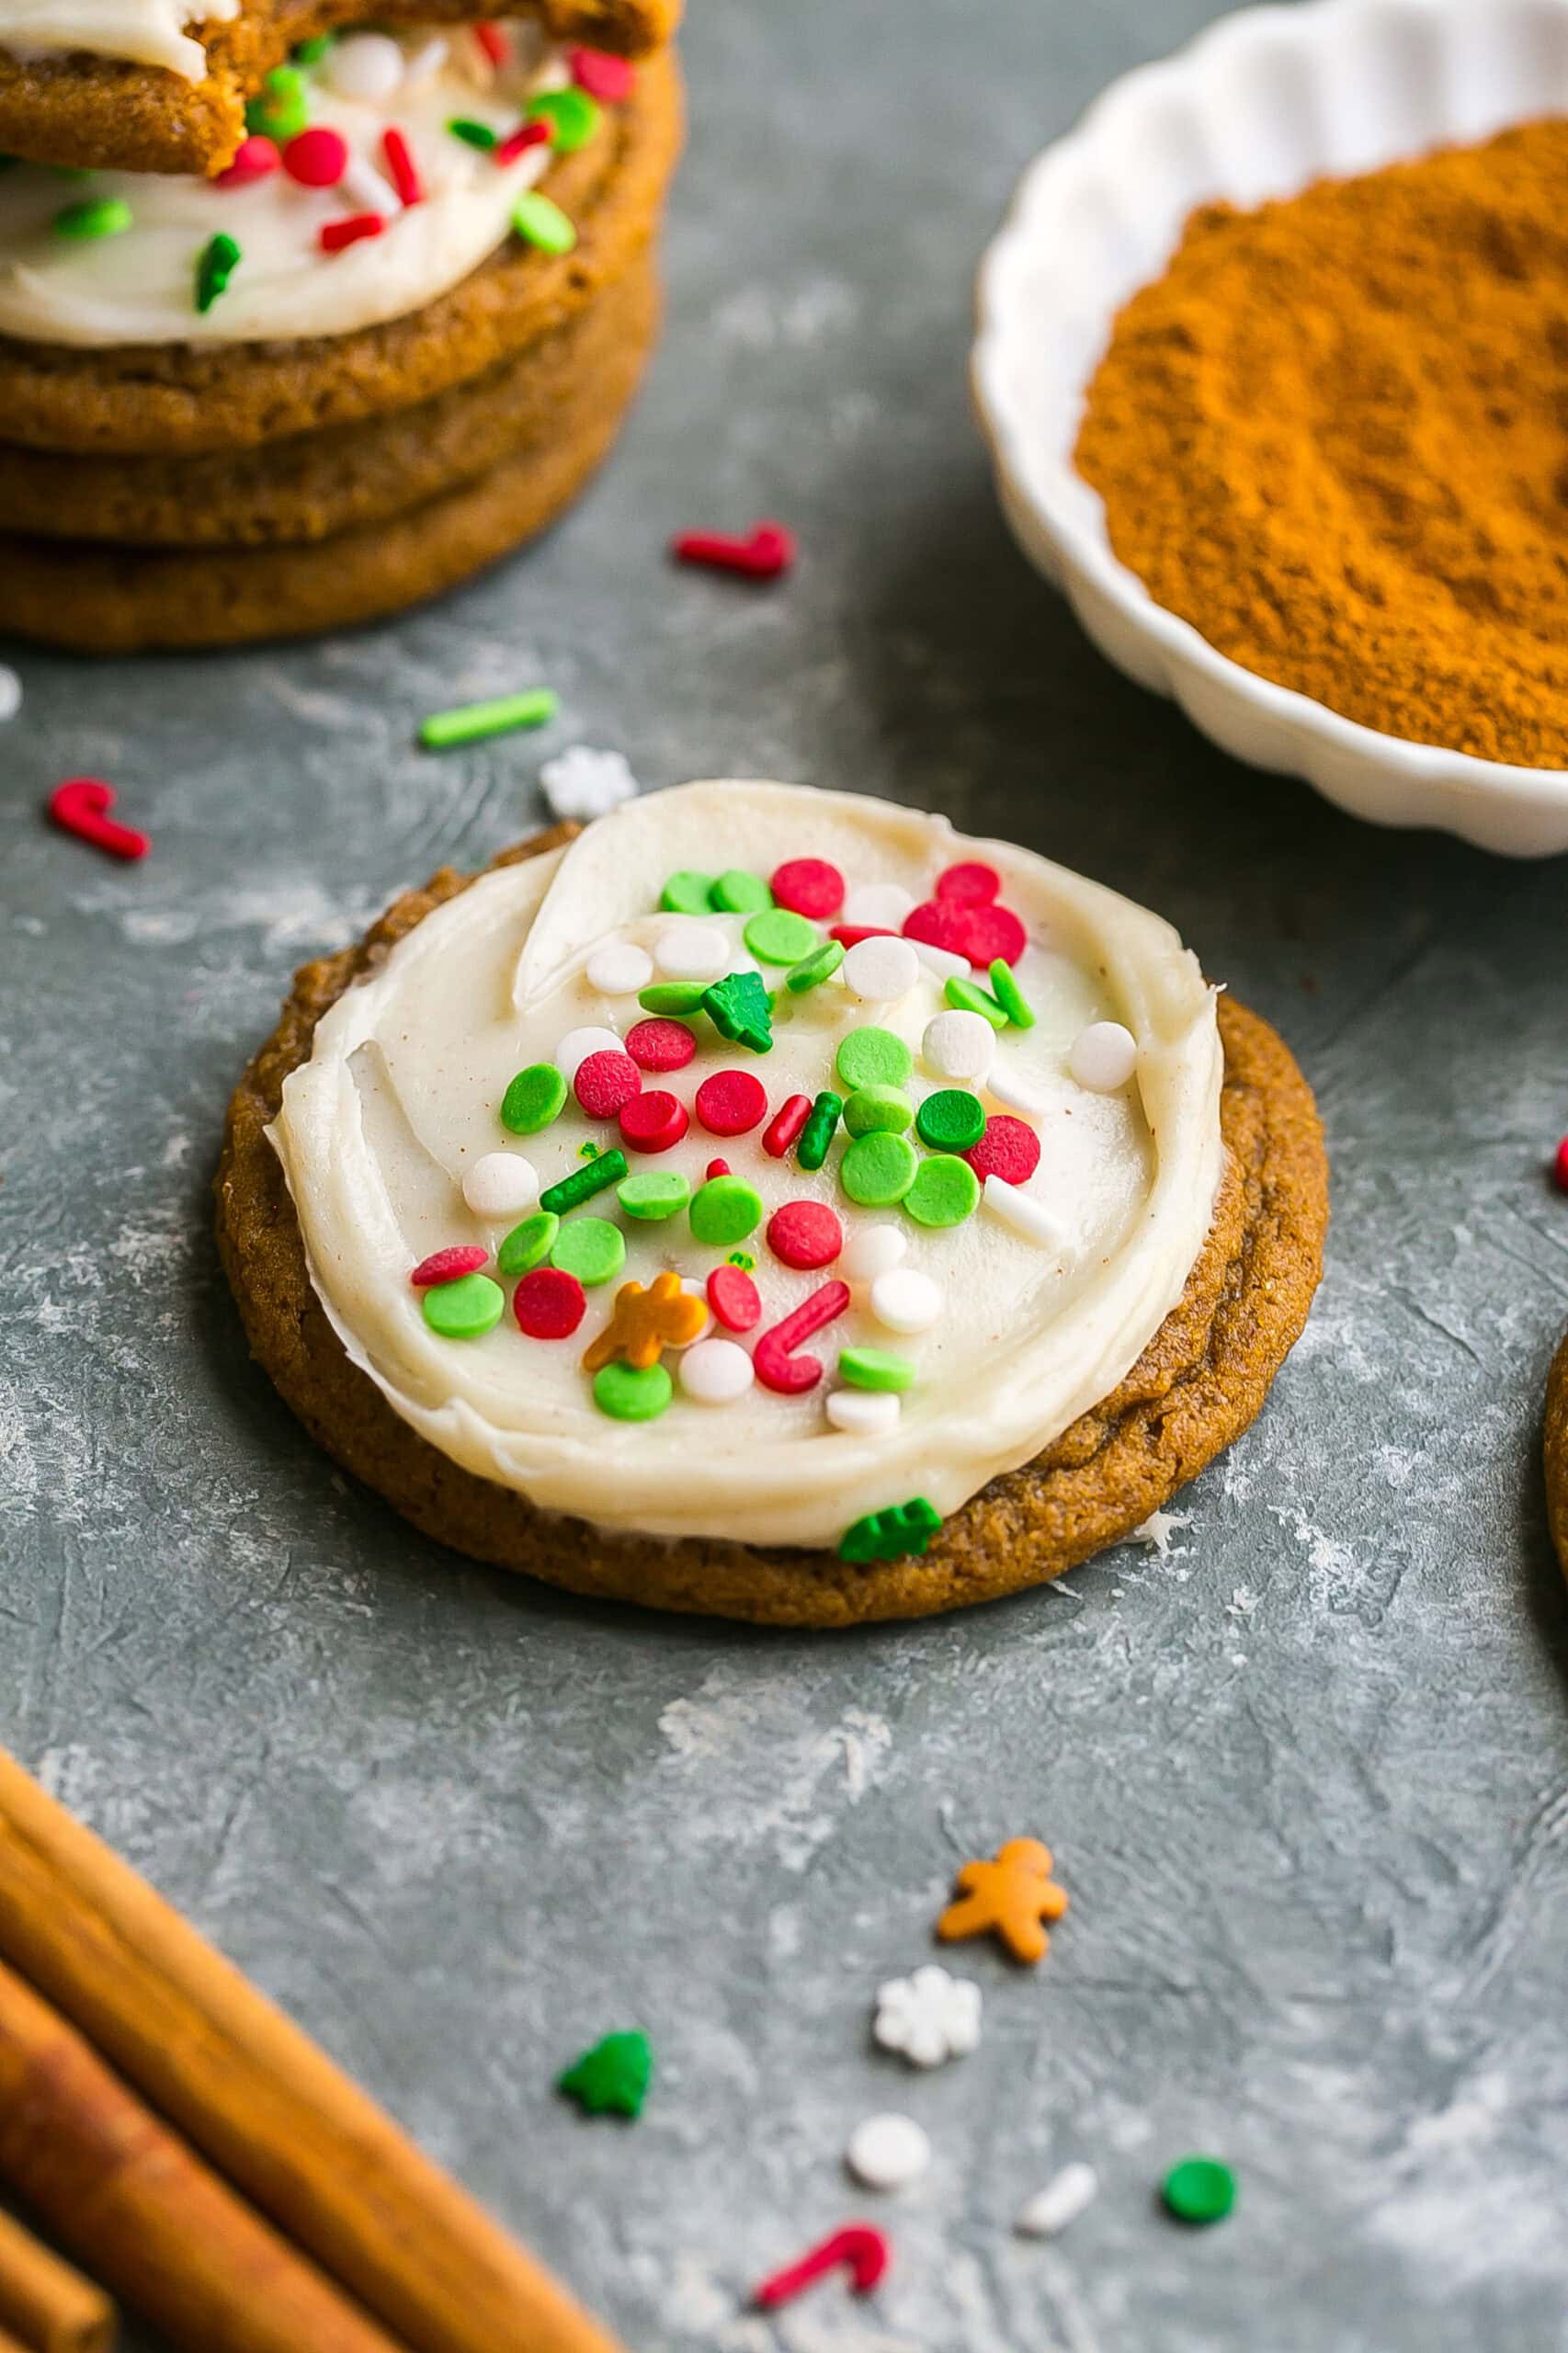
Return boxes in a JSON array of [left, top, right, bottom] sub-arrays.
[[268, 782, 1225, 1552], [0, 22, 565, 346], [0, 0, 238, 79]]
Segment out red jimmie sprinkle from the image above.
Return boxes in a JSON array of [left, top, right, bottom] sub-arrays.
[[320, 211, 386, 253], [495, 119, 551, 165], [282, 126, 347, 186], [672, 521, 795, 579], [473, 19, 510, 63], [619, 1090, 688, 1154], [965, 1115, 1041, 1187], [770, 858, 845, 919], [625, 1017, 696, 1073], [1555, 1136, 1568, 1192], [381, 125, 424, 206], [514, 1267, 586, 1339], [764, 1094, 812, 1158], [570, 43, 636, 101], [49, 779, 149, 862], [574, 1049, 642, 1120], [830, 924, 897, 949], [755, 2222, 891, 2309], [707, 1265, 761, 1333], [696, 1069, 768, 1137], [767, 1199, 843, 1271], [754, 1281, 851, 1395], [410, 1245, 488, 1289], [935, 859, 1001, 907], [216, 133, 279, 188], [706, 1158, 731, 1181]]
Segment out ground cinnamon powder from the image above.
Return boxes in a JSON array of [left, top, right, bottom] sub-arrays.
[[1074, 119, 1568, 768]]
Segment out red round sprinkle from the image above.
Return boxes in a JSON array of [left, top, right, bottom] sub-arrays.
[[574, 1049, 642, 1120], [625, 1017, 696, 1073], [696, 1069, 768, 1137], [473, 19, 510, 63], [706, 1158, 731, 1180], [495, 119, 551, 165], [830, 924, 898, 949], [1556, 1136, 1568, 1192], [571, 42, 636, 101], [936, 859, 1001, 908], [770, 858, 845, 919], [754, 1281, 851, 1395], [410, 1245, 487, 1289], [764, 1094, 812, 1158], [514, 1267, 586, 1339], [381, 125, 424, 206], [282, 126, 347, 187], [707, 1265, 761, 1333], [965, 1115, 1041, 1186], [903, 900, 973, 958], [951, 902, 1028, 966], [216, 133, 279, 188], [619, 1090, 688, 1154], [320, 211, 386, 253], [767, 1199, 844, 1271]]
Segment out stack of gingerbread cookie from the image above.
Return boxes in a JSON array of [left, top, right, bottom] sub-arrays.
[[0, 0, 681, 651]]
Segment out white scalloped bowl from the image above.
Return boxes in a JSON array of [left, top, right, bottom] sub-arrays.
[[973, 0, 1568, 858]]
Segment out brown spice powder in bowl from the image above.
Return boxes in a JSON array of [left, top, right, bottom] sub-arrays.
[[1074, 119, 1568, 771]]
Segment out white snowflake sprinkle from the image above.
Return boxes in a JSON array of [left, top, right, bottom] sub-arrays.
[[1130, 1507, 1193, 1556], [540, 745, 639, 823], [873, 1964, 983, 2069]]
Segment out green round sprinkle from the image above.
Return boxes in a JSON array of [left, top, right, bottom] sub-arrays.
[[1162, 2157, 1236, 2227], [500, 1063, 567, 1135], [744, 908, 820, 965], [496, 1211, 559, 1276], [840, 1131, 918, 1207], [449, 115, 498, 149], [709, 869, 773, 915], [594, 1360, 673, 1421], [550, 1218, 625, 1288], [785, 940, 845, 995], [195, 231, 241, 314], [421, 1272, 505, 1338], [618, 1171, 690, 1222], [836, 1026, 914, 1092], [945, 975, 1008, 1029], [54, 197, 132, 242], [903, 1153, 980, 1229], [419, 688, 556, 750], [540, 1149, 627, 1217], [689, 1175, 763, 1247], [916, 1087, 986, 1151], [245, 65, 307, 141], [513, 190, 577, 255], [843, 1085, 914, 1138], [528, 85, 601, 151], [797, 1090, 843, 1173], [638, 983, 706, 1017], [839, 1347, 916, 1393], [989, 958, 1036, 1029], [659, 871, 715, 915]]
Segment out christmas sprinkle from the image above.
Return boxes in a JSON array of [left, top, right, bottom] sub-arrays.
[[937, 1838, 1068, 1965], [419, 687, 557, 749], [558, 2030, 653, 2118], [48, 778, 149, 861], [513, 190, 577, 254], [673, 521, 796, 579], [754, 2223, 890, 2310], [194, 231, 241, 313]]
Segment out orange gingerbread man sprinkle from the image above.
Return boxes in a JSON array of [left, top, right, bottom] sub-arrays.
[[583, 1270, 708, 1373], [937, 1838, 1068, 1965]]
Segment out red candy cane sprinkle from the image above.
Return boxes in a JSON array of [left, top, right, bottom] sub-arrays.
[[965, 1115, 1041, 1187], [672, 522, 796, 580], [767, 1200, 844, 1271], [574, 1049, 642, 1120], [409, 1245, 488, 1289], [282, 126, 348, 186], [755, 2222, 891, 2309], [473, 20, 510, 64], [49, 779, 149, 862], [695, 1069, 768, 1137], [495, 119, 551, 165], [754, 1281, 851, 1395], [570, 44, 636, 102], [935, 859, 1002, 907], [764, 1094, 812, 1158], [770, 858, 845, 919], [216, 133, 279, 188], [514, 1267, 586, 1339], [618, 1090, 689, 1154], [1555, 1136, 1568, 1193], [624, 1017, 696, 1073], [320, 211, 386, 253], [707, 1265, 761, 1333], [381, 126, 424, 206]]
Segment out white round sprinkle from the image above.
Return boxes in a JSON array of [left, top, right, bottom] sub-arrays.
[[1016, 2163, 1099, 2238], [842, 881, 915, 929], [923, 1009, 995, 1083], [985, 1062, 1049, 1122], [840, 1222, 907, 1281], [846, 2112, 932, 2192], [869, 1267, 943, 1334], [540, 745, 638, 823], [554, 1025, 622, 1080], [983, 1173, 1061, 1249], [654, 921, 730, 982], [912, 938, 971, 982], [0, 665, 20, 722], [678, 1338, 755, 1404], [585, 940, 653, 996], [843, 934, 921, 1005], [825, 1387, 901, 1435], [324, 30, 405, 99], [1069, 1020, 1138, 1093], [462, 1154, 540, 1218]]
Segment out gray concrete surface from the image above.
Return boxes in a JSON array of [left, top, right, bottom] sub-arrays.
[[6, 2, 1568, 2347]]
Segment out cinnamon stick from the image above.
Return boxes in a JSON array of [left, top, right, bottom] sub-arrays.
[[0, 1751, 624, 2353], [0, 1958, 406, 2353], [0, 2209, 115, 2353]]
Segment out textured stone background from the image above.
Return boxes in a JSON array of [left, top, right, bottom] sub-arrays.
[[6, 2, 1568, 2347]]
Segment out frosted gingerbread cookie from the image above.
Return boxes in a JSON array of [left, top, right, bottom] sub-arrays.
[[217, 781, 1329, 1627]]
